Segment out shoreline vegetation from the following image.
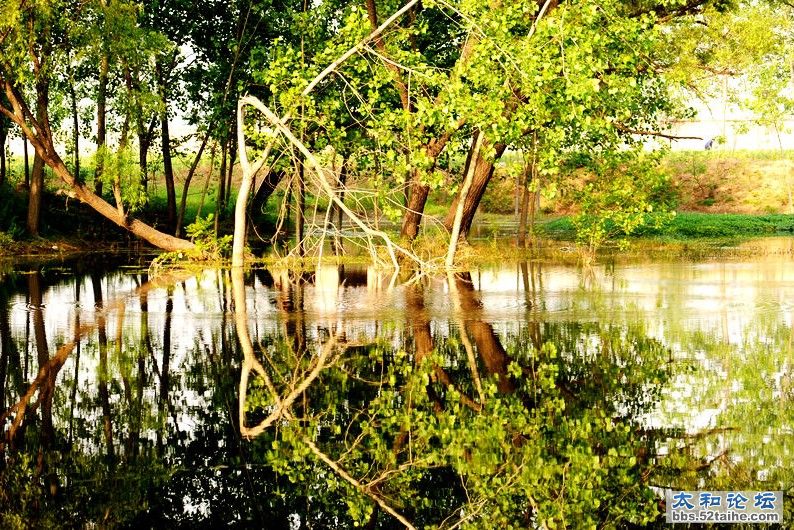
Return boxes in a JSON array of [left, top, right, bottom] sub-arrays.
[[0, 151, 794, 266], [3, 213, 793, 265], [2, 150, 794, 263]]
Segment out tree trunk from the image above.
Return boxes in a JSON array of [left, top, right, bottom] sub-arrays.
[[250, 169, 285, 215], [27, 152, 44, 235], [282, 177, 293, 239], [399, 135, 456, 240], [175, 130, 210, 237], [27, 80, 49, 236], [446, 131, 483, 267], [125, 64, 150, 196], [115, 90, 130, 217], [95, 52, 109, 196], [336, 162, 347, 231], [224, 132, 237, 210], [232, 105, 252, 267], [295, 161, 305, 257], [214, 139, 228, 235], [195, 141, 217, 221], [23, 135, 30, 189], [443, 134, 507, 240], [0, 122, 6, 184], [330, 160, 347, 253], [516, 162, 533, 248], [161, 111, 176, 229], [400, 179, 430, 240], [137, 123, 148, 194], [68, 59, 80, 182], [364, 0, 410, 110], [157, 60, 177, 231]]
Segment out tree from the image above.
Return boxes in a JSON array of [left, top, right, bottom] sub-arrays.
[[244, 0, 735, 266], [0, 94, 9, 185], [662, 1, 794, 211], [0, 0, 194, 251]]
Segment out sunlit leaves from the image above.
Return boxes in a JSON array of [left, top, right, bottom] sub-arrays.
[[569, 151, 676, 254]]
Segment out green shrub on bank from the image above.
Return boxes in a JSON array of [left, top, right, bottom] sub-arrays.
[[0, 231, 15, 248], [185, 214, 233, 257], [640, 213, 794, 238]]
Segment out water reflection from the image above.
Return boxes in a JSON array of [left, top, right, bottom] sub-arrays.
[[0, 247, 792, 527]]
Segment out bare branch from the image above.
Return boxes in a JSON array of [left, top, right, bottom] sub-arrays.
[[239, 95, 428, 270]]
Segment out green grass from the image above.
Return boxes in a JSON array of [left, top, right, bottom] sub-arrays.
[[643, 212, 794, 238], [536, 212, 794, 241], [144, 184, 226, 227]]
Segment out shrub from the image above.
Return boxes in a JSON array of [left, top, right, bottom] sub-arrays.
[[185, 214, 233, 257]]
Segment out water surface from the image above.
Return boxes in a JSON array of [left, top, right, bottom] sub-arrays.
[[1, 242, 792, 528]]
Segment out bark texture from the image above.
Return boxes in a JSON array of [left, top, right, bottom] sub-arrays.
[[95, 53, 108, 196], [443, 133, 507, 240], [27, 80, 49, 236], [0, 118, 7, 184], [399, 136, 455, 240], [175, 131, 210, 237]]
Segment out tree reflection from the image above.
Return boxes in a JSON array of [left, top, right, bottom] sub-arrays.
[[237, 271, 670, 528], [0, 258, 791, 528]]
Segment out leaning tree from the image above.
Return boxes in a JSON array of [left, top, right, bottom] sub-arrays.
[[0, 0, 194, 251]]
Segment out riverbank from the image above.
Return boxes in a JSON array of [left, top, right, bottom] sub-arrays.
[[536, 212, 794, 241], [4, 212, 794, 266], [662, 150, 794, 213], [0, 235, 83, 258]]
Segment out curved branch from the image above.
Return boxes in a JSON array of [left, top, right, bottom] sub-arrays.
[[239, 95, 426, 269], [614, 122, 703, 141]]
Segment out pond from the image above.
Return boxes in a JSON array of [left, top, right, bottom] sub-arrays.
[[1, 239, 792, 528]]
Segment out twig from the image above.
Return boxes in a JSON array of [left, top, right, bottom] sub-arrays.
[[614, 122, 703, 140], [303, 438, 417, 529]]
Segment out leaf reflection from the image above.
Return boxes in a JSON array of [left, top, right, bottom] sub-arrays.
[[235, 269, 668, 528], [0, 256, 791, 528]]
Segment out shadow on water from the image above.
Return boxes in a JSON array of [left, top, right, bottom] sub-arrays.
[[0, 253, 791, 528]]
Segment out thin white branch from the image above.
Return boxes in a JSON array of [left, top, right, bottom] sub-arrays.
[[445, 131, 483, 267], [239, 95, 426, 270]]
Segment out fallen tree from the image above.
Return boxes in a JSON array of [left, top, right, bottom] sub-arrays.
[[0, 82, 195, 252], [0, 1, 194, 252]]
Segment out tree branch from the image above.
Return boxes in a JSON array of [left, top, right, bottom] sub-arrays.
[[614, 122, 703, 141], [365, 0, 412, 110]]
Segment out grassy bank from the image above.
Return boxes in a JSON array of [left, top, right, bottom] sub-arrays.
[[538, 212, 794, 241], [662, 150, 794, 213], [3, 147, 794, 261]]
